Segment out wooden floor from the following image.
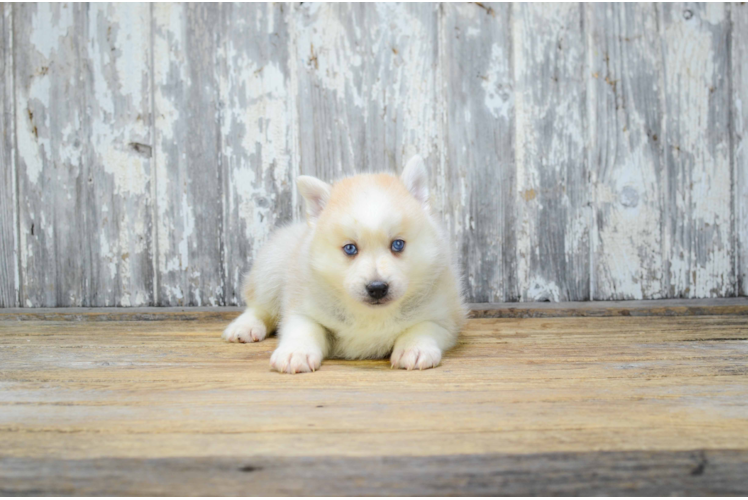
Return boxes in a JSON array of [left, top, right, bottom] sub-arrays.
[[1, 303, 748, 495]]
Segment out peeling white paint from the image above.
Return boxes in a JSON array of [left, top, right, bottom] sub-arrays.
[[664, 3, 732, 297], [482, 43, 513, 120], [296, 4, 364, 108], [734, 6, 748, 296], [526, 277, 561, 302], [513, 3, 588, 301], [7, 3, 745, 307], [30, 4, 69, 60], [2, 4, 20, 307], [17, 83, 51, 187], [178, 191, 193, 273]]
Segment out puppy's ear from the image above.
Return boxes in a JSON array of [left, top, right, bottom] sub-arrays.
[[297, 175, 332, 221], [401, 155, 429, 208]]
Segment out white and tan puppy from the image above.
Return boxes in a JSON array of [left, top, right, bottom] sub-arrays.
[[222, 155, 467, 373]]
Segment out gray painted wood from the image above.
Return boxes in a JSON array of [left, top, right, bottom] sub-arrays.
[[661, 3, 734, 298], [3, 3, 747, 306], [294, 3, 441, 180], [218, 3, 296, 305], [733, 3, 748, 297], [152, 4, 224, 306], [14, 4, 154, 307], [588, 4, 667, 300], [15, 3, 83, 307], [84, 4, 155, 306], [441, 3, 517, 303], [513, 3, 590, 302], [0, 4, 18, 307], [14, 4, 153, 306], [2, 450, 748, 496]]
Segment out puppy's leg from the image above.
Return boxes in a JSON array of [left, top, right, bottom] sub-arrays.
[[222, 270, 278, 344], [270, 314, 329, 374], [222, 308, 273, 343], [390, 322, 454, 370], [223, 225, 307, 344]]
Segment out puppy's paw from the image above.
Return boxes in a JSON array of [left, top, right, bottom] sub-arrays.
[[390, 344, 442, 370], [270, 345, 323, 374], [222, 313, 267, 343]]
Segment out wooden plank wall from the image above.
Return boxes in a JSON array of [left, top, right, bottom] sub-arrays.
[[1, 3, 746, 307], [0, 4, 17, 307]]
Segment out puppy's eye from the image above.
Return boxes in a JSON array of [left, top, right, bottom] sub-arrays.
[[343, 243, 358, 256], [391, 239, 405, 253]]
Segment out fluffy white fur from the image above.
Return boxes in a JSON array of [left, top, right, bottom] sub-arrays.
[[222, 155, 467, 373]]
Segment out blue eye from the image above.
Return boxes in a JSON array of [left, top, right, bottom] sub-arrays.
[[391, 239, 405, 253], [343, 243, 358, 256]]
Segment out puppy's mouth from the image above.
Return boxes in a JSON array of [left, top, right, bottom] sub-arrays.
[[363, 297, 393, 307]]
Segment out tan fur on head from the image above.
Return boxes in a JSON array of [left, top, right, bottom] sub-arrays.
[[312, 172, 438, 310], [223, 155, 467, 373]]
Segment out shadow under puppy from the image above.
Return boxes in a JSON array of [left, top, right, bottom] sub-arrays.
[[223, 155, 467, 373]]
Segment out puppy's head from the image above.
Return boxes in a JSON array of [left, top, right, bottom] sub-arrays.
[[299, 155, 441, 309]]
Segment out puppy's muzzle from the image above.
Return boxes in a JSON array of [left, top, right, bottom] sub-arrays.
[[365, 281, 389, 301]]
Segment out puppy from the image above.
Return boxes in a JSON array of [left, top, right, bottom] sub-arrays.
[[222, 155, 467, 373]]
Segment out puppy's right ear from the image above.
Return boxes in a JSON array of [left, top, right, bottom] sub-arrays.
[[297, 175, 332, 222]]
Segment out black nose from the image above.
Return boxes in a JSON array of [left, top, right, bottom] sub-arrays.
[[365, 281, 389, 300]]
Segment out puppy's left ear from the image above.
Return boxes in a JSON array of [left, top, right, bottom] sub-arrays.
[[401, 154, 429, 208], [297, 175, 332, 222]]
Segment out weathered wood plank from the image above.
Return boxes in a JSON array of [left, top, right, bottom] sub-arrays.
[[1, 297, 748, 321], [512, 3, 590, 302], [1, 316, 747, 463], [3, 2, 747, 307], [152, 4, 224, 306], [734, 3, 748, 297], [441, 3, 517, 303], [293, 4, 440, 180], [2, 450, 747, 496], [14, 4, 154, 307], [14, 4, 85, 307], [84, 3, 154, 306], [470, 296, 748, 318], [588, 4, 666, 300], [0, 4, 18, 307], [218, 3, 296, 305], [661, 3, 734, 298]]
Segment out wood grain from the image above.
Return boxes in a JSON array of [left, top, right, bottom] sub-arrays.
[[469, 297, 748, 318], [588, 4, 666, 300], [293, 4, 440, 180], [2, 451, 747, 496], [733, 3, 748, 297], [85, 3, 155, 307], [153, 4, 224, 306], [441, 3, 517, 303], [2, 298, 748, 321], [15, 4, 86, 307], [218, 3, 296, 305], [0, 314, 747, 494], [0, 4, 17, 307], [513, 3, 590, 302], [14, 4, 154, 307], [3, 3, 747, 306], [661, 3, 734, 298]]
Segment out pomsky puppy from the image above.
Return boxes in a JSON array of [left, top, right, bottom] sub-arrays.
[[222, 155, 467, 373]]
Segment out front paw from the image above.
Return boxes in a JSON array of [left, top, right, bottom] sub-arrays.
[[222, 313, 267, 343], [270, 344, 323, 374], [390, 344, 442, 370]]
